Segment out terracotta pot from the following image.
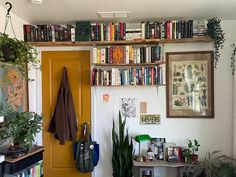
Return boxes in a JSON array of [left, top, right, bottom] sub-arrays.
[[191, 154, 198, 162]]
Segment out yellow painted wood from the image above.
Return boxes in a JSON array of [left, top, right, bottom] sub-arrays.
[[42, 51, 91, 177]]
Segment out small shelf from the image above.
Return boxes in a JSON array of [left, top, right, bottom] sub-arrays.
[[4, 146, 44, 164], [92, 62, 165, 67], [30, 37, 212, 47], [3, 146, 44, 174]]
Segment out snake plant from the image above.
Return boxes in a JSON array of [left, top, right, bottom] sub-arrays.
[[112, 112, 133, 177]]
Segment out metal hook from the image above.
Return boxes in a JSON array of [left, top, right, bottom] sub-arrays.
[[5, 2, 12, 15]]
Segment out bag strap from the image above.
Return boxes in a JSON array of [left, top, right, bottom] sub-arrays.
[[81, 122, 90, 141]]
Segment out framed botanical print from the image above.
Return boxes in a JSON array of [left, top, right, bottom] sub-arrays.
[[0, 62, 28, 112], [166, 51, 214, 118]]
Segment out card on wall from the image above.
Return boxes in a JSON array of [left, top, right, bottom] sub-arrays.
[[120, 98, 137, 118]]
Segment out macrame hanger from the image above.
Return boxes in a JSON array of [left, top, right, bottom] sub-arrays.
[[4, 2, 16, 38]]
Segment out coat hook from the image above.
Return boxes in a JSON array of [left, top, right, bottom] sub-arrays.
[[5, 2, 12, 15]]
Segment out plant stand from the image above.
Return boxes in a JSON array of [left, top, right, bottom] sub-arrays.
[[1, 146, 44, 177]]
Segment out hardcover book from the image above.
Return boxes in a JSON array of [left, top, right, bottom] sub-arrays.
[[113, 46, 126, 64], [75, 21, 90, 41]]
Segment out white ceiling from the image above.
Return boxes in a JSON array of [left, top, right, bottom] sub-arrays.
[[1, 0, 236, 24]]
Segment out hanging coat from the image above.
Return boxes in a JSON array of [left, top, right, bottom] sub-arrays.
[[48, 67, 77, 145]]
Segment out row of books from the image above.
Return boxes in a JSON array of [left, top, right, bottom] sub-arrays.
[[9, 161, 43, 177], [91, 66, 165, 86], [90, 22, 126, 41], [92, 45, 164, 64], [89, 20, 207, 41], [23, 20, 207, 42], [142, 20, 196, 40], [23, 24, 75, 42]]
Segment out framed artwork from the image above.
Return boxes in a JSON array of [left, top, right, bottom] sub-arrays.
[[0, 62, 28, 112], [166, 51, 214, 118], [120, 98, 137, 118]]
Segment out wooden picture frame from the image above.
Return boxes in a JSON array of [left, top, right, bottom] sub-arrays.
[[0, 62, 28, 112], [166, 51, 214, 118]]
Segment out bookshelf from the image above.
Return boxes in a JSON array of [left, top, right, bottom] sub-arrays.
[[26, 20, 212, 87], [30, 37, 212, 47], [91, 43, 166, 87]]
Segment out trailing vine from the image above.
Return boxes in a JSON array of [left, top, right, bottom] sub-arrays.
[[231, 43, 236, 75], [206, 17, 225, 68]]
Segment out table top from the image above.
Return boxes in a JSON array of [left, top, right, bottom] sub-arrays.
[[5, 146, 44, 163], [133, 160, 186, 168]]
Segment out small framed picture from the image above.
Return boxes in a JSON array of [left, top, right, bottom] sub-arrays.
[[166, 51, 214, 118]]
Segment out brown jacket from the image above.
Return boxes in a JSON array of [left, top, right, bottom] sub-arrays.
[[48, 67, 77, 145]]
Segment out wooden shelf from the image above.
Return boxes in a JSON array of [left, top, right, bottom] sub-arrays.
[[3, 146, 44, 174], [133, 160, 186, 168], [30, 37, 212, 47], [92, 62, 165, 67], [5, 146, 44, 163]]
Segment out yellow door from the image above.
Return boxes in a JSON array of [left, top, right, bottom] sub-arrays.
[[42, 51, 91, 177]]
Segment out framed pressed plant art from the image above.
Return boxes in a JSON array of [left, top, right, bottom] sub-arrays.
[[166, 51, 214, 118]]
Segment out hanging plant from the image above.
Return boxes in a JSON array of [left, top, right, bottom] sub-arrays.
[[231, 43, 236, 75], [206, 17, 225, 68], [0, 33, 39, 81]]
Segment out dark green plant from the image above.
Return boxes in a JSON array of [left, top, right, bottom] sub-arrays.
[[112, 112, 133, 177], [0, 33, 39, 81], [206, 17, 225, 68], [185, 151, 236, 177], [188, 139, 200, 155], [0, 107, 42, 148], [230, 43, 236, 75]]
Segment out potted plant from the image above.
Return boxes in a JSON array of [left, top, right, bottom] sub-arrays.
[[112, 111, 133, 177], [0, 107, 42, 156], [185, 151, 236, 177], [182, 148, 192, 163], [0, 33, 39, 80], [188, 139, 200, 162]]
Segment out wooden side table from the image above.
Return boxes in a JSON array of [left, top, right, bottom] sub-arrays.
[[133, 160, 186, 177]]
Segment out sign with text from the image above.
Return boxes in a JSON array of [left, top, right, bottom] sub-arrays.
[[140, 114, 160, 125]]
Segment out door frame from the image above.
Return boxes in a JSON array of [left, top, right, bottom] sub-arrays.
[[27, 46, 96, 177]]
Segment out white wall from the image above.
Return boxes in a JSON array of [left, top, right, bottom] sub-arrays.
[[93, 21, 236, 177], [0, 5, 27, 39], [2, 8, 235, 176]]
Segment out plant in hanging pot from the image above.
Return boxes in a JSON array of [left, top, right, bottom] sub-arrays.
[[0, 107, 42, 156], [0, 33, 39, 81], [206, 17, 225, 68]]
